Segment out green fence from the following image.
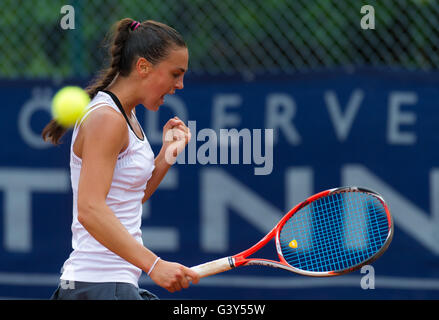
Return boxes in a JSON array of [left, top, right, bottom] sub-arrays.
[[1, 0, 438, 79]]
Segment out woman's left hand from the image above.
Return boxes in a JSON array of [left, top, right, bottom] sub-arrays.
[[161, 116, 191, 165]]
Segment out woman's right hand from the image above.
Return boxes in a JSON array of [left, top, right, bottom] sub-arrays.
[[148, 259, 200, 293]]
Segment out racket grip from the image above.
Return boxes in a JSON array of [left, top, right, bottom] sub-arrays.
[[191, 257, 234, 278]]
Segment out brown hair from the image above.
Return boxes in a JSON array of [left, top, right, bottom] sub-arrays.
[[42, 18, 186, 145]]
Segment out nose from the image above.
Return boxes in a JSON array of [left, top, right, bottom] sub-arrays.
[[175, 77, 184, 90]]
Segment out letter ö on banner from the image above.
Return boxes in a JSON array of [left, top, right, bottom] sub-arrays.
[[18, 88, 53, 149]]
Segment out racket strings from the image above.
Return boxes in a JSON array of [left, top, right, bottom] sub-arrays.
[[317, 194, 387, 271], [315, 194, 385, 271], [279, 192, 389, 273]]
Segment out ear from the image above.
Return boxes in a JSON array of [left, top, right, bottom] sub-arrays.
[[135, 57, 152, 77]]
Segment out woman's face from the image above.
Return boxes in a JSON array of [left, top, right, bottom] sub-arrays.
[[141, 47, 188, 111]]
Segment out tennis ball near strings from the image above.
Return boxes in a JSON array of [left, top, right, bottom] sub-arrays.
[[51, 86, 90, 127]]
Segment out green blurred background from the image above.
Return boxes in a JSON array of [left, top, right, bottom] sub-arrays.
[[1, 0, 438, 79]]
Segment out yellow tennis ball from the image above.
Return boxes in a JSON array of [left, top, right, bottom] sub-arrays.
[[52, 86, 90, 127]]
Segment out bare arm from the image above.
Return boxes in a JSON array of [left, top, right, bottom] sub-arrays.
[[142, 149, 171, 203], [77, 110, 198, 292], [142, 117, 190, 203]]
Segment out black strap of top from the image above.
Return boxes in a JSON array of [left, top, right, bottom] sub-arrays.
[[102, 90, 144, 141]]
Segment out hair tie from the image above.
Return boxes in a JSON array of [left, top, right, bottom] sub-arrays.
[[130, 21, 140, 31]]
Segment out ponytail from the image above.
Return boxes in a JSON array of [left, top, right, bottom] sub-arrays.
[[41, 119, 68, 145], [42, 19, 133, 145], [85, 18, 134, 99]]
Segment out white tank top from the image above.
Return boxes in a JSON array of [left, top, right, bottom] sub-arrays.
[[60, 91, 155, 287]]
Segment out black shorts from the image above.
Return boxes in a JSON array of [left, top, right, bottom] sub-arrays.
[[50, 281, 159, 300]]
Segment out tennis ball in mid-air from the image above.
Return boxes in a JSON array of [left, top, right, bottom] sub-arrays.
[[51, 86, 90, 127]]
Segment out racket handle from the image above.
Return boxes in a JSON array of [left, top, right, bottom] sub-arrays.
[[191, 257, 234, 278]]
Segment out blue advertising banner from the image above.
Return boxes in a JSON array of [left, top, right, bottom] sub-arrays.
[[0, 69, 438, 299]]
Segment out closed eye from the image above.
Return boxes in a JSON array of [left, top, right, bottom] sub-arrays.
[[172, 67, 187, 78]]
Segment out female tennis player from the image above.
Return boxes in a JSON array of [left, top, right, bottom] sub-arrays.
[[42, 18, 199, 300]]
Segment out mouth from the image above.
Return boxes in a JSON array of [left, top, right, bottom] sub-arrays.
[[158, 90, 176, 106], [160, 91, 174, 103]]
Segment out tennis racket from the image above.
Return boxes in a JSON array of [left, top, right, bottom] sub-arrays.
[[191, 186, 393, 278]]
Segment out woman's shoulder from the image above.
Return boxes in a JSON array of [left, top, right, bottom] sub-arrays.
[[84, 105, 125, 128], [79, 106, 128, 145]]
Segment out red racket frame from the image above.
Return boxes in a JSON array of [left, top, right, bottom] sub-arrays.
[[191, 186, 393, 278]]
